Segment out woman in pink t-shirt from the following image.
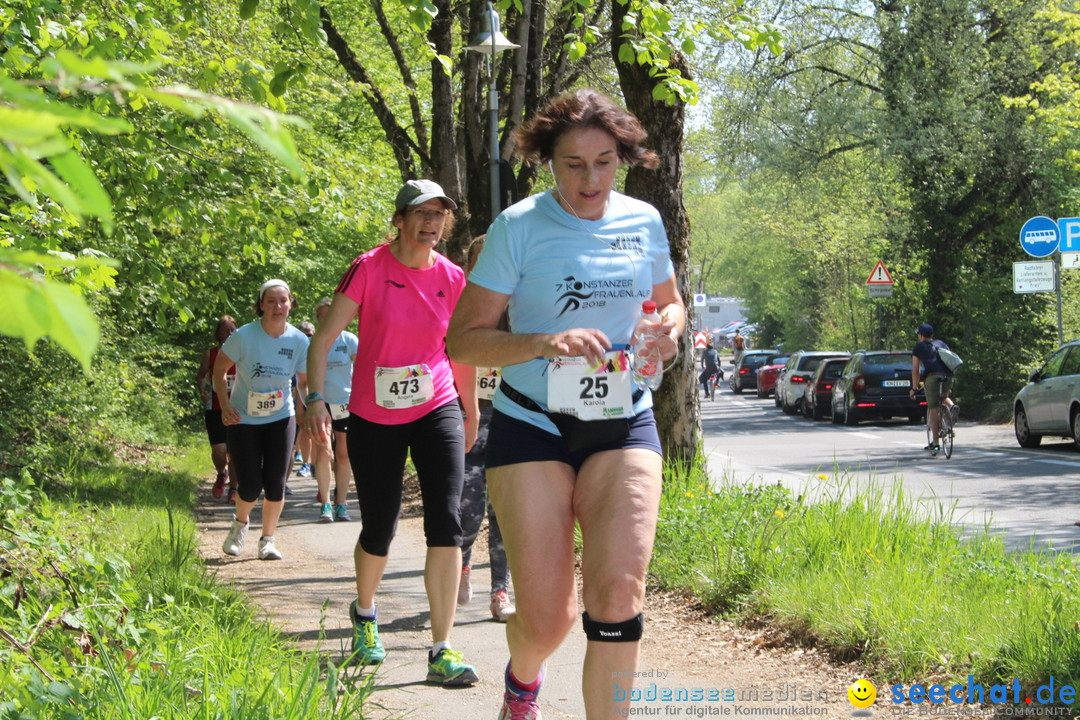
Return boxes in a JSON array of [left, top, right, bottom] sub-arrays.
[[305, 180, 479, 687]]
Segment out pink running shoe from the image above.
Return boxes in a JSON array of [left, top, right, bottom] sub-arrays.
[[499, 663, 542, 720]]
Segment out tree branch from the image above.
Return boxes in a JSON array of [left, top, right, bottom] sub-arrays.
[[775, 64, 882, 93], [820, 139, 876, 160], [319, 4, 423, 178], [0, 626, 57, 682], [372, 0, 428, 159]]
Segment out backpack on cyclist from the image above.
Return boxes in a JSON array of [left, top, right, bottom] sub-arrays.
[[936, 345, 963, 372]]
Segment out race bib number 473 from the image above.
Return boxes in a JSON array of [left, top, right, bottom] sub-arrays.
[[374, 364, 435, 409]]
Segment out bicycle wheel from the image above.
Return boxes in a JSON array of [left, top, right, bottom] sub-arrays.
[[940, 411, 954, 459]]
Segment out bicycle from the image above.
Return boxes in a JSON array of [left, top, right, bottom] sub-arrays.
[[700, 369, 723, 401], [923, 376, 955, 458]]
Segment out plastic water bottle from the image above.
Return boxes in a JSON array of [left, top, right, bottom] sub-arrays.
[[632, 300, 664, 390]]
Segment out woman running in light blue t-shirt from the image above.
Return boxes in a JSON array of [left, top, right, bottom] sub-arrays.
[[312, 296, 357, 523], [447, 89, 686, 720], [213, 279, 308, 562]]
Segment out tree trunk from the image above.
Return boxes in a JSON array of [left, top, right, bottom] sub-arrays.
[[319, 6, 417, 181], [611, 5, 697, 464]]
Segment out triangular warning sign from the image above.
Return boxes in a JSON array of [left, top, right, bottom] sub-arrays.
[[866, 261, 893, 285]]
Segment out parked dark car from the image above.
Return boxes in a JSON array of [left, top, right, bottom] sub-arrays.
[[1013, 338, 1080, 448], [778, 350, 850, 415], [801, 357, 850, 420], [756, 355, 791, 398], [729, 350, 782, 394], [831, 351, 926, 425]]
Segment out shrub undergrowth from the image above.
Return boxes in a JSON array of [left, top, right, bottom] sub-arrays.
[[653, 456, 1080, 697], [0, 447, 375, 719]]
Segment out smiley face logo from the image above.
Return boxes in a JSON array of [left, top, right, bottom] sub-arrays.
[[848, 679, 876, 708]]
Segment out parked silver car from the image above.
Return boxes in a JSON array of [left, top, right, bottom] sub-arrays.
[[778, 350, 851, 415], [1013, 339, 1080, 449]]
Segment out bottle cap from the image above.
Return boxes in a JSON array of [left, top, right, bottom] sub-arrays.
[[642, 300, 657, 314]]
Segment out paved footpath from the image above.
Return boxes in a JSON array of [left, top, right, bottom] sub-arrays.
[[195, 459, 851, 720]]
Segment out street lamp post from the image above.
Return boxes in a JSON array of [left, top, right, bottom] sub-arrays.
[[466, 3, 518, 221]]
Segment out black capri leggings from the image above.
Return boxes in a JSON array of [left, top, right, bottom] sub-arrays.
[[226, 416, 297, 503], [347, 401, 465, 556]]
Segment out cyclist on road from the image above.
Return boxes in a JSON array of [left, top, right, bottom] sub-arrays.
[[910, 323, 957, 453], [699, 341, 722, 399]]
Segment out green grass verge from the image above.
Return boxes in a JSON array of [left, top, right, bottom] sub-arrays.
[[0, 442, 376, 719], [652, 457, 1080, 695]]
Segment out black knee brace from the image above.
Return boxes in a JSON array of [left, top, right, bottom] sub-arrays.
[[582, 612, 644, 642]]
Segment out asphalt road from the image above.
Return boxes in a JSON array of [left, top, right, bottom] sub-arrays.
[[699, 381, 1080, 553]]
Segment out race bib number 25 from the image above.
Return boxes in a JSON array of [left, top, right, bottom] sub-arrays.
[[546, 351, 633, 421]]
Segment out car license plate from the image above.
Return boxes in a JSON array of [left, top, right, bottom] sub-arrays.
[[883, 380, 910, 387]]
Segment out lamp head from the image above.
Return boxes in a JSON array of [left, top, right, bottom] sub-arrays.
[[466, 3, 519, 54]]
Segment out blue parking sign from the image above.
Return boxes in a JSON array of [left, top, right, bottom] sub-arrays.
[[1058, 217, 1080, 253], [1020, 216, 1059, 258]]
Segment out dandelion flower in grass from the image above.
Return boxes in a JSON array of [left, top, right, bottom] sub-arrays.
[[864, 548, 882, 564], [685, 491, 694, 498], [774, 509, 785, 519], [817, 473, 829, 481]]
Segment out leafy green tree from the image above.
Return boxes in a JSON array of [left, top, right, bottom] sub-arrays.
[[0, 0, 313, 368], [0, 0, 401, 475], [690, 0, 1080, 412], [876, 0, 1077, 409]]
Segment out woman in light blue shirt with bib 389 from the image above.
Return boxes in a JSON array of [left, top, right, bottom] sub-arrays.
[[213, 279, 309, 561]]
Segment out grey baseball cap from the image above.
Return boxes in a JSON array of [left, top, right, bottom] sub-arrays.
[[395, 179, 458, 211]]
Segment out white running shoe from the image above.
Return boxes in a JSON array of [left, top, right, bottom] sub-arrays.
[[490, 591, 516, 622], [222, 518, 248, 556], [457, 565, 472, 605], [258, 535, 282, 560]]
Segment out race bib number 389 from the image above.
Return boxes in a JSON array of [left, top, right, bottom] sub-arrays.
[[374, 364, 435, 409], [546, 351, 633, 421], [247, 389, 286, 417]]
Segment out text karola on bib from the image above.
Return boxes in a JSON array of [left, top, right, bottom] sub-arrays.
[[546, 350, 633, 421]]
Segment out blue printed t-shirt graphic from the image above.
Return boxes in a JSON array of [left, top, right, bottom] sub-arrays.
[[469, 190, 674, 434], [222, 321, 309, 425], [324, 330, 359, 404], [1020, 216, 1059, 258]]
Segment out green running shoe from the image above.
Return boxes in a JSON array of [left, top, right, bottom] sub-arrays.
[[349, 600, 385, 665], [426, 648, 479, 686]]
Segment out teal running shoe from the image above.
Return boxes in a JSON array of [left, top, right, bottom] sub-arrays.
[[349, 600, 385, 665], [426, 648, 479, 686]]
